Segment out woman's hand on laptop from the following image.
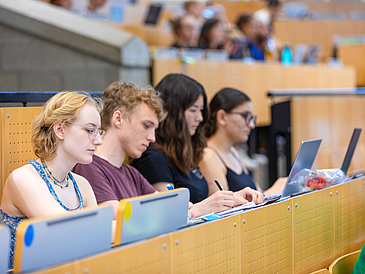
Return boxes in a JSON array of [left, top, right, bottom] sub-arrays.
[[264, 177, 287, 197]]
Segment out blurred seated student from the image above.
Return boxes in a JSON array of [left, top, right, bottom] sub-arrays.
[[231, 13, 265, 61], [87, 0, 107, 11], [254, 0, 282, 35], [170, 14, 198, 48], [50, 0, 106, 11], [199, 87, 286, 197], [133, 74, 263, 217], [184, 0, 205, 30], [50, 0, 73, 9], [0, 92, 104, 269], [197, 18, 229, 51], [73, 82, 166, 220], [184, 0, 204, 22]]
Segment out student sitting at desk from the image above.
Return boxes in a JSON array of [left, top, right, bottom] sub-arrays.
[[232, 13, 265, 61], [73, 82, 166, 220], [197, 18, 229, 50], [0, 92, 104, 269], [199, 87, 286, 197], [133, 74, 263, 217], [170, 14, 198, 49]]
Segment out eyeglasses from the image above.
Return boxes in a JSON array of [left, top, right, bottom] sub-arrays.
[[227, 112, 257, 126], [66, 122, 106, 140]]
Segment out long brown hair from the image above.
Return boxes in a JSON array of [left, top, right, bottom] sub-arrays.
[[154, 74, 209, 175]]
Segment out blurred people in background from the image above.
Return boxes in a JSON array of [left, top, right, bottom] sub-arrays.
[[87, 0, 107, 11], [184, 1, 204, 21], [231, 13, 265, 61], [184, 0, 205, 31], [197, 18, 228, 50], [254, 0, 282, 35], [50, 0, 73, 9], [171, 14, 198, 48], [50, 0, 107, 13]]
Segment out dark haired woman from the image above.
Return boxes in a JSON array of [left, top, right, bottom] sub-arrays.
[[133, 74, 263, 217], [197, 18, 228, 50], [200, 87, 285, 197]]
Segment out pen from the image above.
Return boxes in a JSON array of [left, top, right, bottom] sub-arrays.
[[166, 184, 174, 190], [214, 179, 224, 191]]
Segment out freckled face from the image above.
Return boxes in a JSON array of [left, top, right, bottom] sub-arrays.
[[62, 104, 103, 164]]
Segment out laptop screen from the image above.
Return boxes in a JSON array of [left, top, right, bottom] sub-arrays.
[[144, 4, 162, 25], [282, 138, 322, 197], [341, 128, 362, 174]]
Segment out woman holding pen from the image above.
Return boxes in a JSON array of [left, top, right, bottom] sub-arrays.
[[133, 74, 263, 217], [199, 87, 286, 196]]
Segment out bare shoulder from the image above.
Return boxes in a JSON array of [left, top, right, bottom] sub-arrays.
[[202, 147, 223, 166], [70, 172, 91, 189], [70, 172, 97, 207], [6, 164, 42, 189]]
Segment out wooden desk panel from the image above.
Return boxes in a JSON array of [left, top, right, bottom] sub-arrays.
[[211, 1, 265, 23], [31, 262, 77, 274], [29, 178, 365, 274], [0, 107, 41, 204], [291, 96, 365, 171], [274, 20, 365, 61], [240, 200, 292, 274], [334, 179, 365, 258], [153, 59, 355, 128], [170, 215, 240, 273], [78, 235, 170, 274], [115, 25, 174, 47], [338, 44, 365, 87], [292, 188, 335, 274]]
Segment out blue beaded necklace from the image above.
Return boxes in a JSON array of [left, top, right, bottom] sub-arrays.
[[41, 159, 70, 189]]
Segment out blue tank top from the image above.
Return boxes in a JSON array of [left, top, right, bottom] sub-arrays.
[[207, 147, 257, 191], [0, 160, 84, 270]]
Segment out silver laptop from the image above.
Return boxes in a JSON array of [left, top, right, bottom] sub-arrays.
[[264, 138, 322, 201]]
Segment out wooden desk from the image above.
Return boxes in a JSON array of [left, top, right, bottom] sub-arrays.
[[153, 59, 356, 126], [338, 44, 365, 87], [32, 177, 365, 274], [0, 107, 41, 204], [211, 1, 265, 23], [290, 95, 365, 171], [274, 20, 365, 62], [114, 24, 174, 47]]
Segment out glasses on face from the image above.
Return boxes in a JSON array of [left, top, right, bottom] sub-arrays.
[[66, 122, 106, 140], [227, 112, 257, 126]]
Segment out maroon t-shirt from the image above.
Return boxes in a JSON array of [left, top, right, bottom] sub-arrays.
[[73, 154, 156, 203]]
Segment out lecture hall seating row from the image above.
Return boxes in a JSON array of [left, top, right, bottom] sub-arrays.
[[0, 60, 357, 203], [338, 44, 365, 87], [213, 1, 365, 24], [28, 176, 365, 274], [274, 20, 365, 63], [0, 101, 364, 273], [152, 59, 356, 126]]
